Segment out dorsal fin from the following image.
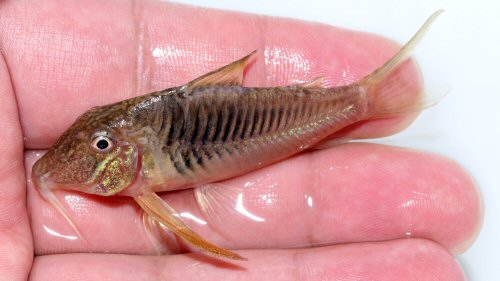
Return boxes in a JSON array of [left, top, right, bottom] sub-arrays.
[[299, 76, 325, 88], [186, 50, 257, 91]]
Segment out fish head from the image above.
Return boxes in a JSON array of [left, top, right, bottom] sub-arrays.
[[32, 104, 141, 199]]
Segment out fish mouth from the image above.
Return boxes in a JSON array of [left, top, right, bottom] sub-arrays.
[[32, 171, 86, 241]]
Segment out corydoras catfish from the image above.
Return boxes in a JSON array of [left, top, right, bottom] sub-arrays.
[[32, 11, 442, 260]]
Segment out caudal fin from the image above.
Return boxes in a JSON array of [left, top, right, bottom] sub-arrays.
[[359, 10, 444, 118]]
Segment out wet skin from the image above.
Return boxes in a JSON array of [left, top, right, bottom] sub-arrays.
[[0, 1, 481, 280]]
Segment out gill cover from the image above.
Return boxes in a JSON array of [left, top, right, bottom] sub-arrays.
[[89, 143, 140, 196]]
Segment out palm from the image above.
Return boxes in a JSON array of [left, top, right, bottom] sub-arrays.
[[0, 1, 481, 280]]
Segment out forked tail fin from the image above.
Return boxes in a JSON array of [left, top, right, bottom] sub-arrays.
[[359, 10, 444, 118]]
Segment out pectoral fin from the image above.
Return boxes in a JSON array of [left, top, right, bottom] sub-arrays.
[[135, 192, 246, 260], [186, 50, 257, 91]]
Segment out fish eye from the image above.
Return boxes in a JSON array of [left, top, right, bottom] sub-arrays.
[[91, 135, 114, 153]]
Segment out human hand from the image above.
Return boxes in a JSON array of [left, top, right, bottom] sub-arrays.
[[0, 1, 482, 280]]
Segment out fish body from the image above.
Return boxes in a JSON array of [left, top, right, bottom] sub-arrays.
[[124, 83, 366, 194], [32, 11, 442, 260]]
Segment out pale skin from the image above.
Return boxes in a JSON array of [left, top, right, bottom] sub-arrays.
[[0, 1, 482, 280]]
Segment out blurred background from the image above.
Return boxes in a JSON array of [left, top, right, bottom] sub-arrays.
[[170, 0, 499, 279]]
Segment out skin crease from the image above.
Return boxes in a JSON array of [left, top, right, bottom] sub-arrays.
[[0, 1, 482, 280]]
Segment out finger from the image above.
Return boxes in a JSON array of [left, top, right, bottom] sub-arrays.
[[29, 239, 465, 281], [27, 143, 482, 255], [0, 0, 421, 149], [0, 52, 33, 278]]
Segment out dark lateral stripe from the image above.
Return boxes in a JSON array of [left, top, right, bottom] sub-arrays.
[[236, 93, 249, 140], [183, 149, 193, 171], [250, 94, 263, 137], [166, 100, 181, 145], [233, 95, 245, 141], [258, 93, 269, 136], [181, 103, 191, 143], [202, 99, 216, 143], [173, 160, 185, 175], [277, 94, 286, 131], [167, 146, 176, 167], [242, 93, 255, 140], [190, 101, 200, 144], [303, 95, 310, 120], [302, 93, 311, 127], [201, 146, 213, 160], [214, 95, 228, 141], [198, 101, 209, 142], [291, 94, 304, 127], [223, 98, 237, 142], [285, 96, 296, 131], [151, 100, 161, 132], [178, 103, 187, 141], [158, 98, 170, 140], [309, 94, 319, 126], [266, 94, 276, 134], [314, 93, 324, 122], [169, 146, 185, 175], [191, 147, 205, 169]]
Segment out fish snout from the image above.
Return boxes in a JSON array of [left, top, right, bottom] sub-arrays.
[[32, 151, 56, 179], [32, 159, 46, 180], [32, 168, 57, 195]]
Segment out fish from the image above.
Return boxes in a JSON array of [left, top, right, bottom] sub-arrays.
[[32, 10, 442, 260]]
